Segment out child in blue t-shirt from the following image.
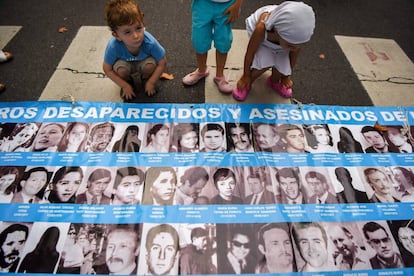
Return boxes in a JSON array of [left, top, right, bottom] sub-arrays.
[[103, 0, 167, 101]]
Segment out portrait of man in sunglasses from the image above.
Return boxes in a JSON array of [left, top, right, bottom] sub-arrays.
[[362, 221, 404, 269], [218, 225, 256, 274]]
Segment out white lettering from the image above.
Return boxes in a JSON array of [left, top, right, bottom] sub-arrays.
[[248, 108, 264, 119], [227, 108, 241, 120]]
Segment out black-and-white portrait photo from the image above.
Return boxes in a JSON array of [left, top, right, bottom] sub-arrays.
[[75, 167, 114, 205], [216, 224, 257, 274], [33, 123, 66, 152], [291, 222, 336, 272], [175, 166, 209, 205], [0, 166, 26, 203], [359, 221, 405, 269], [225, 123, 254, 152], [141, 123, 171, 153], [138, 223, 179, 275], [304, 124, 336, 153], [111, 166, 145, 205], [85, 122, 115, 152], [326, 222, 372, 270], [111, 123, 144, 152], [390, 166, 414, 202], [302, 168, 338, 204], [360, 167, 401, 203], [0, 123, 39, 152], [93, 224, 141, 275], [170, 123, 200, 153], [209, 167, 243, 205], [199, 123, 227, 152], [142, 167, 177, 205], [179, 224, 217, 274], [57, 122, 90, 152], [11, 166, 52, 204], [256, 222, 296, 273], [274, 167, 308, 204], [252, 123, 283, 152], [0, 222, 32, 273], [47, 166, 85, 204]]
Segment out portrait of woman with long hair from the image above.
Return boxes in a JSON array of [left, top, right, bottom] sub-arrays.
[[57, 122, 89, 152]]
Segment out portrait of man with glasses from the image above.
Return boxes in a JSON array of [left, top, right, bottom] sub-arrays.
[[362, 221, 405, 269], [217, 224, 256, 274]]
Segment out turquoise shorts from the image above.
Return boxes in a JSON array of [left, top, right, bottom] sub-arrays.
[[191, 0, 234, 54]]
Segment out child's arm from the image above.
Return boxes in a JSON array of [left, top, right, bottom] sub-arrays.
[[103, 61, 136, 100], [224, 0, 243, 24], [237, 12, 267, 89], [144, 56, 167, 96]]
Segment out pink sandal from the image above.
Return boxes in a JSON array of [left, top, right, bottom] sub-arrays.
[[232, 86, 249, 101], [266, 76, 293, 98], [182, 69, 209, 86], [214, 76, 233, 93]]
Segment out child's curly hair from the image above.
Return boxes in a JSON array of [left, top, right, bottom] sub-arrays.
[[105, 0, 144, 31]]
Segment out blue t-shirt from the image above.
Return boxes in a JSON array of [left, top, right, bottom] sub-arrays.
[[104, 31, 166, 65]]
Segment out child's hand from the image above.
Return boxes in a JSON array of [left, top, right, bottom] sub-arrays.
[[237, 75, 251, 90], [122, 84, 136, 100], [224, 4, 241, 24], [145, 81, 156, 96]]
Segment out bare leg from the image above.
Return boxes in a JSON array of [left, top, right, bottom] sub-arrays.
[[196, 52, 208, 73], [215, 51, 227, 78], [251, 68, 269, 83], [214, 50, 235, 93], [270, 68, 282, 83], [270, 68, 292, 87]]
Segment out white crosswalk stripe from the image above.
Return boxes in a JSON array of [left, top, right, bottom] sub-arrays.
[[335, 35, 414, 106], [0, 26, 21, 49], [40, 26, 121, 102]]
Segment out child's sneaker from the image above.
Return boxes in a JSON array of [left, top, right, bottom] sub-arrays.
[[266, 76, 293, 98], [182, 69, 209, 86]]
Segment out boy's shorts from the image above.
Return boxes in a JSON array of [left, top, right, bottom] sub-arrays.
[[191, 0, 234, 54], [113, 57, 156, 78]]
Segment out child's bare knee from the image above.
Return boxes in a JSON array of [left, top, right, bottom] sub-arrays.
[[142, 63, 156, 79], [116, 67, 130, 80]]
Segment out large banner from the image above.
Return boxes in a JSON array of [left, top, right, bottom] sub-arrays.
[[0, 101, 413, 276]]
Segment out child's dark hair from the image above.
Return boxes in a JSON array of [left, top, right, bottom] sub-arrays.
[[105, 0, 144, 31]]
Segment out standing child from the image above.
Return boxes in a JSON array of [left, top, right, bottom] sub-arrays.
[[182, 0, 243, 94], [233, 1, 315, 101], [103, 0, 167, 101]]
